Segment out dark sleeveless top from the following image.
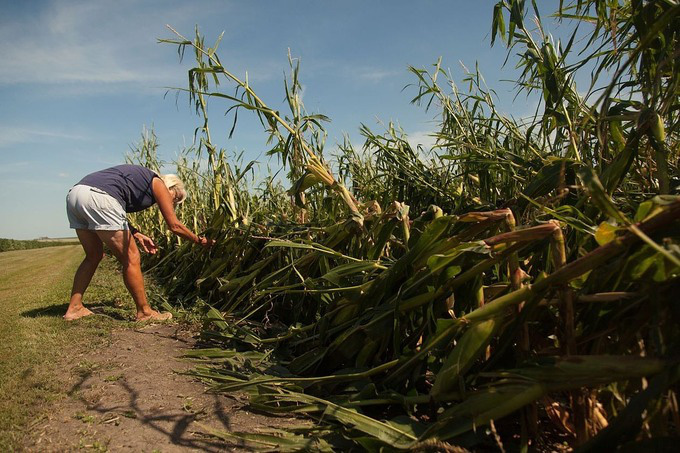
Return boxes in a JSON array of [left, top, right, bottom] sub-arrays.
[[78, 164, 159, 213]]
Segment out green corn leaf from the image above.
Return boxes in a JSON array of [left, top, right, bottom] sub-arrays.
[[196, 423, 333, 452], [578, 167, 628, 224], [594, 221, 620, 246], [428, 383, 546, 441], [426, 241, 490, 274], [314, 397, 417, 448], [205, 306, 228, 330], [321, 262, 385, 287], [266, 240, 362, 262], [431, 317, 500, 399], [498, 355, 667, 389]]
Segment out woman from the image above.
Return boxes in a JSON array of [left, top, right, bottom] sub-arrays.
[[64, 164, 212, 321]]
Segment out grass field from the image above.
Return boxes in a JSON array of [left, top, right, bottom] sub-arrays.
[[0, 246, 136, 450]]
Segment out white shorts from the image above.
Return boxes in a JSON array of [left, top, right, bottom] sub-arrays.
[[66, 184, 129, 231]]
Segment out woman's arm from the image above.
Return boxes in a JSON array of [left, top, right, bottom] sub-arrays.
[[151, 178, 209, 246], [126, 222, 157, 253]]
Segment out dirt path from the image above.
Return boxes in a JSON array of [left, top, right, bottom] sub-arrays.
[[25, 323, 293, 452], [0, 246, 288, 452]]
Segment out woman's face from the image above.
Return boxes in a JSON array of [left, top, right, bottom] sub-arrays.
[[170, 188, 182, 205]]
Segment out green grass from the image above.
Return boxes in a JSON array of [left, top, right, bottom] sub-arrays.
[[0, 246, 143, 451]]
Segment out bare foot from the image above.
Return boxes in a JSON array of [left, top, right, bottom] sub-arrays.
[[136, 310, 173, 322], [63, 306, 94, 321]]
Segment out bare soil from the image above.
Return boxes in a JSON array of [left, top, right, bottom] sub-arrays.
[[24, 323, 294, 452]]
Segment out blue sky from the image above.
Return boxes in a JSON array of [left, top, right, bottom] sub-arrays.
[[0, 0, 541, 239]]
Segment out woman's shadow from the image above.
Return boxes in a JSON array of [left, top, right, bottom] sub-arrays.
[[22, 301, 132, 321]]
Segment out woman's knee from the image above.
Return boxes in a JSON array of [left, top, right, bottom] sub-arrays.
[[85, 251, 104, 265], [123, 247, 141, 268]]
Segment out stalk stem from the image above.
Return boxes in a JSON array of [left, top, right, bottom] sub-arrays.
[[165, 25, 363, 219]]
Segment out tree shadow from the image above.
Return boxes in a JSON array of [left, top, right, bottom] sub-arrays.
[[61, 354, 249, 451]]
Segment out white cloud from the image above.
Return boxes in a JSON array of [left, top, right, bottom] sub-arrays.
[[0, 161, 31, 175], [0, 0, 285, 92], [0, 1, 196, 87], [0, 126, 88, 149], [354, 68, 400, 82], [407, 130, 437, 151]]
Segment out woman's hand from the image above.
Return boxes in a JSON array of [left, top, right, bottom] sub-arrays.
[[197, 236, 215, 248], [133, 232, 158, 254], [152, 178, 203, 244]]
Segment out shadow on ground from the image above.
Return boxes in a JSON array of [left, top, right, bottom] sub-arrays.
[[21, 302, 132, 321], [67, 374, 243, 452], [24, 324, 297, 452]]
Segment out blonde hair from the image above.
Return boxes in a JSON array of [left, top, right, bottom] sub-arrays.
[[160, 174, 187, 204]]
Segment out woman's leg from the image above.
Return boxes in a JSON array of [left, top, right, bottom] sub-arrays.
[[95, 229, 170, 321], [64, 229, 103, 320]]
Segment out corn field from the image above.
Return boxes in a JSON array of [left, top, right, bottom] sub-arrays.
[[127, 1, 680, 451]]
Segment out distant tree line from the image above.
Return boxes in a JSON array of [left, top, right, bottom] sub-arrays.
[[0, 238, 79, 253]]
